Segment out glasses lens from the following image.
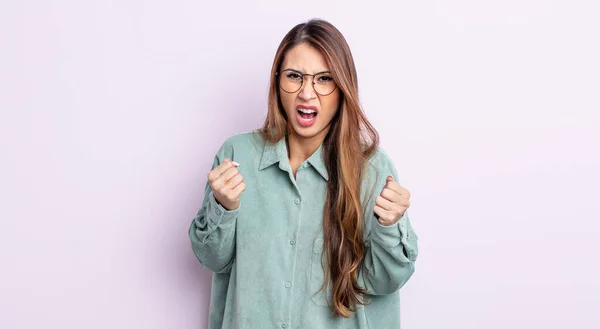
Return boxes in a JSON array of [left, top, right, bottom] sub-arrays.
[[314, 73, 336, 95], [278, 70, 337, 95], [279, 70, 302, 93]]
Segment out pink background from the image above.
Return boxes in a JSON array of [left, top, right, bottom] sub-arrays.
[[1, 1, 598, 328]]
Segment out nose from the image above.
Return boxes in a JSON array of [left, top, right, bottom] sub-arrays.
[[298, 77, 317, 101]]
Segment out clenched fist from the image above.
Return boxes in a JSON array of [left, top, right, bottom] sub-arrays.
[[374, 175, 411, 226], [207, 158, 246, 211]]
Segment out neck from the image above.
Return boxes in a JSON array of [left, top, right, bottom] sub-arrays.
[[286, 129, 328, 163]]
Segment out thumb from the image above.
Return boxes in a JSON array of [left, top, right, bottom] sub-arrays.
[[386, 175, 394, 182]]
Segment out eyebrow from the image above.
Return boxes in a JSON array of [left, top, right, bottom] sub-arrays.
[[282, 68, 332, 75]]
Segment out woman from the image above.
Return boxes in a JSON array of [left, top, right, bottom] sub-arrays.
[[189, 19, 419, 329]]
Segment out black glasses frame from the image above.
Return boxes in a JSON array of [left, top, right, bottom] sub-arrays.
[[276, 69, 337, 96]]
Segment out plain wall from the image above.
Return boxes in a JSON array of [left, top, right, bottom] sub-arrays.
[[1, 0, 598, 328]]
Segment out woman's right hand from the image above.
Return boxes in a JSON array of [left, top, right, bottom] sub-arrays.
[[207, 158, 246, 211]]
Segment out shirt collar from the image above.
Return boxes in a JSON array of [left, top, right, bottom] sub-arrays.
[[259, 135, 329, 181]]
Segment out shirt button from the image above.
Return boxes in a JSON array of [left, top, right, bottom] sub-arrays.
[[285, 282, 291, 288], [215, 208, 221, 215], [294, 199, 300, 204], [289, 239, 296, 245], [281, 324, 288, 328]]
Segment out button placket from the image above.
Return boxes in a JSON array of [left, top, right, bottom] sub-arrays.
[[281, 193, 301, 329]]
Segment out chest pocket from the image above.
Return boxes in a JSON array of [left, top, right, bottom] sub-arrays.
[[310, 238, 333, 306]]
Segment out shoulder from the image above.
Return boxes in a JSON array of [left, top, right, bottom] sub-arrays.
[[361, 145, 400, 200], [366, 145, 397, 178], [360, 145, 399, 221], [214, 130, 266, 161], [219, 129, 258, 144], [221, 130, 261, 147]]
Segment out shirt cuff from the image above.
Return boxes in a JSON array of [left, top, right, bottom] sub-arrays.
[[207, 191, 239, 230], [371, 211, 409, 248]]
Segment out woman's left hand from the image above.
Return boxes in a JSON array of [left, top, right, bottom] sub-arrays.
[[374, 175, 411, 226]]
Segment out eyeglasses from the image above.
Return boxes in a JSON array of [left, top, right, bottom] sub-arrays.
[[276, 69, 337, 96]]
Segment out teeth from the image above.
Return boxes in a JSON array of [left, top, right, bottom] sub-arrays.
[[298, 108, 316, 114]]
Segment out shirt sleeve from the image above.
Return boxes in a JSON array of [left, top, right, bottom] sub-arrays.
[[188, 139, 239, 273], [358, 148, 419, 295]]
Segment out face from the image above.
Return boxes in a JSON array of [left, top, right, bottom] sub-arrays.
[[278, 43, 341, 142]]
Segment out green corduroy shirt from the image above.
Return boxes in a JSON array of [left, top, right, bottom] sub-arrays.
[[189, 130, 419, 329]]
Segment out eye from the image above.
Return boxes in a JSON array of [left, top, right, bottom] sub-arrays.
[[285, 72, 302, 81], [316, 75, 333, 83]]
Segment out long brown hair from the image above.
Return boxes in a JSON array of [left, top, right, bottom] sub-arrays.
[[259, 19, 379, 317]]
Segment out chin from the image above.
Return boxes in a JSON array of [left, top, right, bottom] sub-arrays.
[[292, 127, 317, 138], [292, 125, 328, 140]]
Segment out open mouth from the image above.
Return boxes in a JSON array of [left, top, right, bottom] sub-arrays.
[[296, 106, 318, 127], [297, 108, 317, 119]]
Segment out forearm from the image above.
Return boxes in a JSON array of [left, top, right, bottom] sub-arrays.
[[360, 211, 418, 295], [189, 190, 238, 273]]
